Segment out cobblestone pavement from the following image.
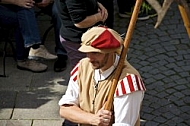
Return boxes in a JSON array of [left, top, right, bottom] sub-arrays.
[[113, 2, 190, 126], [0, 1, 190, 126]]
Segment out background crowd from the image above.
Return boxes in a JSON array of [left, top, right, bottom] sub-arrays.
[[0, 0, 157, 73]]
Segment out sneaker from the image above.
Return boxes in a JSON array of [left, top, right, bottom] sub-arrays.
[[17, 60, 47, 72], [54, 55, 68, 72], [138, 10, 157, 20], [137, 11, 150, 20], [138, 1, 157, 20], [119, 10, 149, 20], [118, 11, 132, 18], [28, 45, 57, 60], [148, 9, 157, 18]]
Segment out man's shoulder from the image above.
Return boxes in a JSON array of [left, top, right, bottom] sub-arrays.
[[115, 73, 146, 97], [78, 58, 93, 71], [122, 60, 141, 77], [80, 58, 90, 65]]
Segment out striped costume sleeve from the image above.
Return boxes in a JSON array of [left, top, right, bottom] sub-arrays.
[[70, 63, 80, 82], [115, 74, 146, 97]]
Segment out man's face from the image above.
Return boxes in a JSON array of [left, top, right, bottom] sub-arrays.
[[86, 52, 109, 70]]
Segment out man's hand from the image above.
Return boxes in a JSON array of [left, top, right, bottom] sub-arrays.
[[90, 107, 112, 126], [14, 0, 35, 8], [35, 0, 53, 7], [97, 2, 108, 23]]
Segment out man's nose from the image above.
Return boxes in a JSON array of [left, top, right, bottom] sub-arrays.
[[87, 53, 95, 60]]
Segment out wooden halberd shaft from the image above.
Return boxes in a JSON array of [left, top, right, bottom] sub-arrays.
[[105, 0, 143, 111]]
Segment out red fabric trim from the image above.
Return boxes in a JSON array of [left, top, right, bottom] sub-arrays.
[[71, 66, 78, 76], [127, 75, 135, 92], [140, 79, 146, 90], [135, 75, 141, 90], [120, 80, 126, 95], [115, 74, 145, 97], [91, 30, 120, 49], [116, 88, 119, 96], [73, 75, 77, 82]]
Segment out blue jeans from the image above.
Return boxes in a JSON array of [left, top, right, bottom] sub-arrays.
[[0, 4, 41, 60]]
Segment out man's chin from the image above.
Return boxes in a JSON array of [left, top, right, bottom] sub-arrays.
[[90, 63, 98, 69]]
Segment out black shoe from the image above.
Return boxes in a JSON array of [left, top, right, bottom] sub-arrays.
[[118, 11, 132, 18], [62, 120, 78, 126], [54, 55, 68, 72], [148, 9, 157, 18]]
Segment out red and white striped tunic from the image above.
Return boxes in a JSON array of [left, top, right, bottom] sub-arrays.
[[115, 74, 146, 97]]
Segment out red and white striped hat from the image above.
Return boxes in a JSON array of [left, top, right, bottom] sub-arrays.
[[78, 26, 123, 54]]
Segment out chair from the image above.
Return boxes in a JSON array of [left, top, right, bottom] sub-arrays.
[[0, 26, 16, 77]]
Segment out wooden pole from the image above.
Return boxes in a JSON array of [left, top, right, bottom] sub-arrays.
[[177, 0, 190, 38], [104, 0, 143, 111]]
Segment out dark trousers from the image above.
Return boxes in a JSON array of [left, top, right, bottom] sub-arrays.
[[117, 0, 135, 13], [62, 120, 78, 126], [98, 0, 114, 28]]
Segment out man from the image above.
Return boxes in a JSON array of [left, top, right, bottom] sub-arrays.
[[56, 0, 108, 69], [59, 26, 146, 126]]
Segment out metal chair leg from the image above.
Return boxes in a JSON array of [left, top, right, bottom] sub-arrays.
[[0, 39, 8, 77], [0, 37, 15, 77]]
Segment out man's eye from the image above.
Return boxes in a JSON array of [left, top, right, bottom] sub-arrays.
[[92, 52, 99, 55]]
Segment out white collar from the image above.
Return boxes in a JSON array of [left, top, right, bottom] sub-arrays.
[[94, 54, 119, 84]]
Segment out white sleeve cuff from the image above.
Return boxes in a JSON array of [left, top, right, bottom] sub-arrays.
[[58, 95, 79, 106], [113, 123, 131, 126]]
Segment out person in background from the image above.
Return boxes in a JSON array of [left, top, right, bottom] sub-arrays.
[[35, 0, 114, 72], [34, 0, 68, 72], [58, 26, 146, 126], [117, 0, 157, 20], [0, 0, 57, 72], [98, 0, 114, 28], [55, 0, 108, 69]]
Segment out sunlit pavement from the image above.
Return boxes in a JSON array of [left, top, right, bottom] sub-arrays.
[[0, 1, 190, 126]]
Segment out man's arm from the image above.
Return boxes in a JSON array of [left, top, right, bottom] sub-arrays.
[[35, 0, 53, 7], [113, 91, 144, 126], [60, 104, 112, 125], [0, 0, 34, 8], [74, 2, 108, 28], [1, 0, 14, 4], [59, 70, 112, 125]]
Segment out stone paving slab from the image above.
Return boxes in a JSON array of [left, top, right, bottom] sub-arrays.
[[12, 91, 62, 120], [0, 60, 33, 91], [0, 91, 16, 119], [32, 120, 63, 126], [0, 120, 32, 126]]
